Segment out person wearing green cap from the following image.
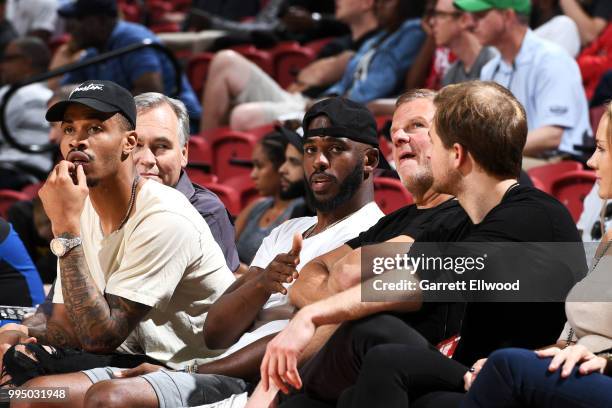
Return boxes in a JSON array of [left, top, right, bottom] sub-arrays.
[[454, 0, 592, 168]]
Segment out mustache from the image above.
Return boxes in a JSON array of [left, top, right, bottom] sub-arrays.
[[309, 171, 337, 184]]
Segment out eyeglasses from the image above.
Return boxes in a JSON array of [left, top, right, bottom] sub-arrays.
[[428, 9, 463, 19]]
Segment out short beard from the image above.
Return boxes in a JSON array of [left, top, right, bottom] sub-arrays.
[[280, 179, 306, 200], [402, 163, 433, 198], [306, 160, 364, 213]]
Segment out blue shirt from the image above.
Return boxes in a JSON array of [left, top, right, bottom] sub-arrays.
[[62, 21, 202, 122], [480, 29, 592, 156], [0, 219, 44, 308], [325, 18, 425, 104]]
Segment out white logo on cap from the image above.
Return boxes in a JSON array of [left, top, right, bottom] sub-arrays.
[[70, 83, 104, 97]]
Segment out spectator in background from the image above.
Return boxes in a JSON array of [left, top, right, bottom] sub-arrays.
[[49, 0, 202, 131], [577, 184, 611, 253], [201, 0, 426, 130], [430, 0, 496, 86], [5, 0, 57, 42], [0, 0, 17, 62], [456, 0, 592, 163], [175, 0, 347, 52], [0, 218, 45, 310], [7, 197, 54, 284], [0, 36, 52, 190], [277, 126, 313, 219], [201, 0, 379, 131], [592, 69, 612, 107], [235, 132, 305, 268], [560, 0, 611, 46], [133, 92, 240, 273], [530, 0, 581, 57], [578, 23, 612, 101]]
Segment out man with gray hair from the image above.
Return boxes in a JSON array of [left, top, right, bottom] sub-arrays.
[[133, 92, 239, 272]]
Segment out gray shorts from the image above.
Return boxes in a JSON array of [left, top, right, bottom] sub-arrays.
[[83, 367, 248, 408]]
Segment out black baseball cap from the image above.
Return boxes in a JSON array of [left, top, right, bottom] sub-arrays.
[[58, 0, 118, 18], [46, 80, 136, 129], [302, 97, 391, 169], [276, 125, 304, 151]]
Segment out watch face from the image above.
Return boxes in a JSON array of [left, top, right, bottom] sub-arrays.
[[50, 239, 66, 257]]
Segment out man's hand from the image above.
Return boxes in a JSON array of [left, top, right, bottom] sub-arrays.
[[0, 330, 37, 371], [113, 363, 165, 378], [257, 234, 302, 295], [463, 358, 487, 391], [39, 161, 89, 237], [260, 307, 315, 394], [536, 344, 598, 378]]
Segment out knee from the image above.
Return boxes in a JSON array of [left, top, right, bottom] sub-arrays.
[[230, 104, 266, 130], [84, 380, 126, 408], [210, 50, 245, 73]]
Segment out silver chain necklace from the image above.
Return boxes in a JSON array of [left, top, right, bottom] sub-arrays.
[[303, 212, 354, 239]]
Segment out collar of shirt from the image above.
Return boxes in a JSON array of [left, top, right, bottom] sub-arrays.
[[174, 170, 195, 200]]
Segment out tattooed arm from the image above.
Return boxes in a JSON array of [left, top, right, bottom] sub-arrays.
[[33, 238, 151, 353]]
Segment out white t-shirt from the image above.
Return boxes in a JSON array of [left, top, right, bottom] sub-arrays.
[[0, 83, 53, 172], [217, 202, 384, 358], [534, 15, 580, 58], [53, 180, 235, 368], [6, 0, 58, 37]]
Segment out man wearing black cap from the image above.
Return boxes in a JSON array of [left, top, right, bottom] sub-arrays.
[[76, 97, 384, 408], [0, 80, 234, 392], [49, 0, 202, 130]]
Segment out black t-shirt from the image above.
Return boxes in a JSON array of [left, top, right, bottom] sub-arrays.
[[446, 185, 587, 365], [347, 199, 470, 344], [588, 0, 612, 20], [346, 198, 467, 249]]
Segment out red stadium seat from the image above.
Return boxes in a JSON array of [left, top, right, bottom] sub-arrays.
[[373, 177, 413, 215], [272, 42, 315, 89], [225, 175, 260, 210], [208, 130, 260, 181], [303, 37, 334, 56], [188, 137, 212, 164], [527, 161, 583, 194], [187, 52, 214, 97], [150, 22, 180, 33], [0, 190, 29, 218], [550, 170, 597, 222]]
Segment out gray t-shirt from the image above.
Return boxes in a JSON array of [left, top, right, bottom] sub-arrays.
[[441, 46, 497, 87]]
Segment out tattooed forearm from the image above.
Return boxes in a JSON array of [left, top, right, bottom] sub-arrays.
[[28, 321, 79, 348], [57, 233, 151, 353]]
